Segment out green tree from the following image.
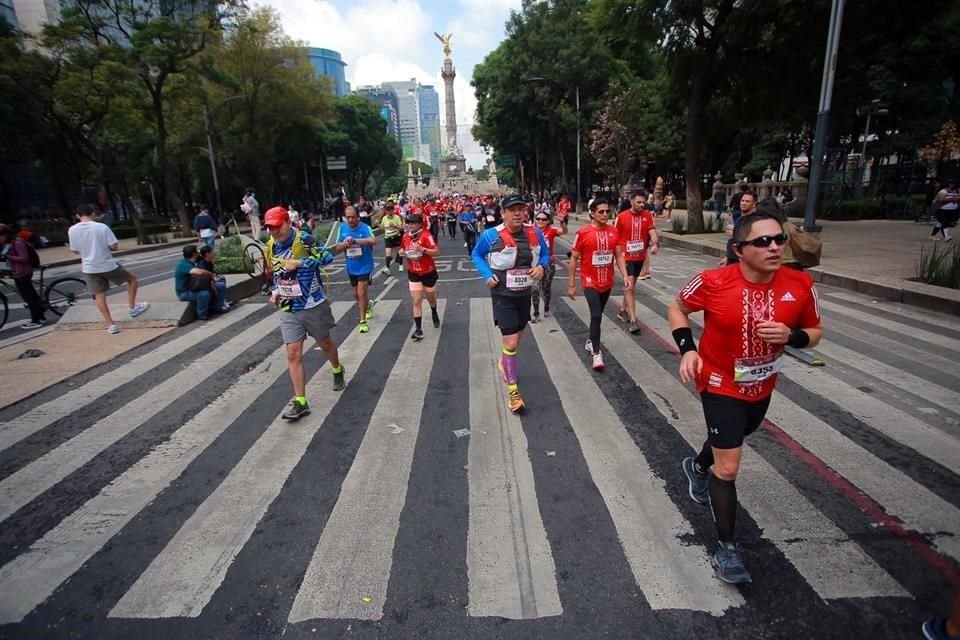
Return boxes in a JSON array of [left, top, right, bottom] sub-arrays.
[[321, 95, 402, 199]]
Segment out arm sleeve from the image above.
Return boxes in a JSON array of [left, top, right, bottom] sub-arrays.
[[471, 229, 495, 281], [535, 229, 551, 267], [678, 271, 710, 312]]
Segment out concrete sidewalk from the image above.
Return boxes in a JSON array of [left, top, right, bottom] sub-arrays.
[[567, 210, 960, 316], [38, 235, 198, 269]]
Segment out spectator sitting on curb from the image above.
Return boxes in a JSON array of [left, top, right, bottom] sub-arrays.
[[174, 245, 226, 320], [197, 245, 230, 312], [193, 204, 218, 249], [0, 224, 46, 329]]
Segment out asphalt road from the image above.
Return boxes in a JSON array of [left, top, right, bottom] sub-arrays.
[[0, 232, 958, 640]]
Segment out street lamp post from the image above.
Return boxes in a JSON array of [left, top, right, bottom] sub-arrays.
[[203, 95, 249, 218], [856, 99, 888, 196], [522, 77, 581, 211]]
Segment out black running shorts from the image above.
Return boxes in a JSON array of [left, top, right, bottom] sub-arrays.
[[492, 293, 531, 336], [700, 391, 772, 449], [625, 260, 645, 278]]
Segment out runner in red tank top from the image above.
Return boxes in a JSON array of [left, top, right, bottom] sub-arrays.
[[668, 212, 823, 585], [568, 198, 630, 371], [614, 190, 660, 334]]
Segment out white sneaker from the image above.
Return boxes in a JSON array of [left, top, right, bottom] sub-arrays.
[[129, 302, 150, 317], [592, 351, 605, 371], [584, 339, 593, 353], [107, 324, 120, 334], [21, 321, 44, 330], [381, 266, 391, 276]]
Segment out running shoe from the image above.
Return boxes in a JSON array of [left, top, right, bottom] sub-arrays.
[[381, 266, 391, 276], [332, 366, 346, 391], [640, 274, 652, 280], [530, 313, 539, 324], [398, 264, 405, 272], [543, 309, 551, 318], [21, 321, 44, 330], [584, 339, 593, 353], [922, 617, 956, 640], [616, 309, 628, 322], [507, 388, 526, 413], [592, 351, 605, 371], [359, 321, 370, 334], [366, 302, 375, 320], [411, 328, 424, 342], [712, 542, 752, 585], [282, 399, 310, 420], [682, 457, 710, 505], [129, 302, 150, 317], [629, 324, 642, 335], [107, 324, 121, 334]]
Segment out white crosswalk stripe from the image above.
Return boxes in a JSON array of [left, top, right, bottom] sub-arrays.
[[0, 288, 956, 630]]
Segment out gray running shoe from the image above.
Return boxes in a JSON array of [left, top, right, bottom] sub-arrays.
[[713, 542, 752, 584], [332, 366, 346, 391], [682, 457, 710, 505], [282, 399, 310, 420], [411, 328, 424, 342], [629, 323, 642, 335]]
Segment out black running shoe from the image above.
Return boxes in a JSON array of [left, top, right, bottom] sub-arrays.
[[411, 328, 424, 341], [332, 366, 346, 391], [282, 399, 310, 420], [432, 314, 440, 328]]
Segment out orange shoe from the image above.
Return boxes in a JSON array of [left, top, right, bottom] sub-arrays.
[[507, 388, 525, 413]]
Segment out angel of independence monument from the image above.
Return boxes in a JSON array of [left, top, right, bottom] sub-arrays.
[[436, 33, 468, 180]]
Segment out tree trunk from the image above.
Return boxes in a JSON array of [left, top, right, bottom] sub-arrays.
[[684, 71, 709, 233], [119, 177, 146, 244]]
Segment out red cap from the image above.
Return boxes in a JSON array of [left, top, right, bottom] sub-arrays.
[[263, 206, 289, 228]]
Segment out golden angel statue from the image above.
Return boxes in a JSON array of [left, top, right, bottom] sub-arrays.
[[434, 32, 453, 58]]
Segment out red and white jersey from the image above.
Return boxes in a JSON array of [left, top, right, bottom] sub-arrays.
[[615, 210, 656, 262], [678, 264, 822, 401], [400, 230, 438, 275], [573, 224, 620, 292], [540, 226, 560, 264]]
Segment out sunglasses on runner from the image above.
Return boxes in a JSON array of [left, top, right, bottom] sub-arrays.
[[738, 233, 788, 249], [535, 216, 549, 222]]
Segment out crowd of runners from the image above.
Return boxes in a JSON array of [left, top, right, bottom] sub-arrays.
[[258, 188, 825, 590]]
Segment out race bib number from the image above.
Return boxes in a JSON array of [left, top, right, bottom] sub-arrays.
[[346, 247, 363, 258], [592, 251, 613, 267], [385, 228, 401, 238], [406, 249, 423, 259], [626, 240, 645, 253], [505, 268, 532, 291], [277, 278, 303, 299], [734, 354, 783, 384]]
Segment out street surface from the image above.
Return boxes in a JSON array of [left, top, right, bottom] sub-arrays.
[[0, 234, 958, 639]]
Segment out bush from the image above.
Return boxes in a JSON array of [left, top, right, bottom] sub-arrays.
[[916, 243, 960, 289], [214, 235, 247, 274], [819, 195, 926, 220], [112, 221, 171, 240]]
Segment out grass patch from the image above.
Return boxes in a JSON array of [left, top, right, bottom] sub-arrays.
[[916, 242, 960, 289]]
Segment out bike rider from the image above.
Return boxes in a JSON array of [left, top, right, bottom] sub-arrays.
[[264, 206, 345, 420], [472, 193, 550, 412], [670, 211, 823, 584], [400, 212, 441, 341], [615, 190, 660, 333]]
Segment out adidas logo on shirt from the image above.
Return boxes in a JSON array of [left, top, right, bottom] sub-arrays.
[[780, 292, 796, 302]]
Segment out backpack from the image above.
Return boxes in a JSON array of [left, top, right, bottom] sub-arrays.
[[17, 236, 40, 268], [785, 222, 822, 268]]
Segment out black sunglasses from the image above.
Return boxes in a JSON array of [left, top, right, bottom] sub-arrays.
[[535, 217, 550, 221], [738, 233, 788, 249]]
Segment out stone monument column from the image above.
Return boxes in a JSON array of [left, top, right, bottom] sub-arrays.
[[442, 57, 457, 153]]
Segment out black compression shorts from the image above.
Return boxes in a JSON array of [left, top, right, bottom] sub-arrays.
[[700, 391, 772, 449]]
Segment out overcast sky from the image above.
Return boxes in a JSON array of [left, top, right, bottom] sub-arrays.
[[260, 0, 523, 170]]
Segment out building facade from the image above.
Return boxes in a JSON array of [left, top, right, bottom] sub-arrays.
[[0, 0, 18, 29], [10, 0, 59, 36], [354, 85, 401, 142], [383, 79, 422, 162], [306, 47, 349, 97], [417, 85, 441, 171]]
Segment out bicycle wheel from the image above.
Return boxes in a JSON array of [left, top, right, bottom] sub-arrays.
[[44, 277, 87, 316], [243, 243, 267, 278], [0, 291, 7, 330]]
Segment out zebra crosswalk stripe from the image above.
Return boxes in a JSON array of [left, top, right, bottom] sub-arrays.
[[0, 302, 353, 625], [109, 300, 400, 619], [820, 298, 960, 352], [287, 301, 446, 622], [568, 295, 908, 600]]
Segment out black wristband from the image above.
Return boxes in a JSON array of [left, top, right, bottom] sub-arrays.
[[787, 328, 810, 348], [672, 327, 697, 354]]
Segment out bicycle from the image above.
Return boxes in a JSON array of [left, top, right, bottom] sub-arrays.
[[0, 266, 87, 330]]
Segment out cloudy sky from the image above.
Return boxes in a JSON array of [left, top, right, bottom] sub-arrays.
[[260, 0, 523, 170]]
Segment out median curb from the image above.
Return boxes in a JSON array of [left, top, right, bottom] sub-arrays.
[[41, 237, 199, 269]]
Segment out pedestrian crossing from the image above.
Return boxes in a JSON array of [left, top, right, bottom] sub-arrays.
[[0, 285, 957, 635]]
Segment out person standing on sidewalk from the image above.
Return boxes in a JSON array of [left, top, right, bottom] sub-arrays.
[[331, 205, 377, 334], [193, 204, 218, 249], [568, 198, 631, 371], [242, 187, 261, 240], [264, 206, 345, 421], [68, 205, 149, 334], [615, 191, 659, 333], [670, 211, 822, 585], [932, 179, 959, 242], [0, 224, 46, 329], [472, 193, 550, 413]]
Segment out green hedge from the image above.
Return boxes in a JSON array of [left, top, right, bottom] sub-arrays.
[[111, 221, 173, 239], [819, 195, 926, 220]]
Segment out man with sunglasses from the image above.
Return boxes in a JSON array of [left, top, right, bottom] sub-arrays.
[[668, 211, 823, 585], [472, 193, 550, 413], [615, 190, 660, 333], [568, 198, 631, 371]]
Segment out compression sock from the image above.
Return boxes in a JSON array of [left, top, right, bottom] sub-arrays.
[[414, 316, 422, 331], [331, 365, 343, 374], [694, 441, 714, 474], [431, 305, 440, 320], [500, 348, 519, 385], [386, 256, 393, 268], [709, 475, 738, 543], [296, 395, 308, 406]]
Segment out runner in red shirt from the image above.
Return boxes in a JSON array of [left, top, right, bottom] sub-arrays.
[[614, 190, 660, 334], [400, 213, 441, 341], [668, 211, 823, 585], [531, 211, 568, 321], [568, 198, 631, 371]]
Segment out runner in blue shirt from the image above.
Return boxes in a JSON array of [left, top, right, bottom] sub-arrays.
[[332, 205, 377, 333], [459, 206, 478, 255]]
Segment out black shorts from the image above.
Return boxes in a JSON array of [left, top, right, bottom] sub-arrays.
[[384, 235, 402, 248], [492, 294, 531, 336], [700, 391, 772, 449], [349, 273, 370, 286], [625, 260, 645, 278], [407, 270, 439, 289]]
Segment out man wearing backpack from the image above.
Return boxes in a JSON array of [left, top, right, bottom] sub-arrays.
[[0, 224, 46, 329]]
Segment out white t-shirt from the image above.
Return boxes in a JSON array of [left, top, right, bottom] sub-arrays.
[[937, 188, 959, 211], [68, 220, 120, 274]]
